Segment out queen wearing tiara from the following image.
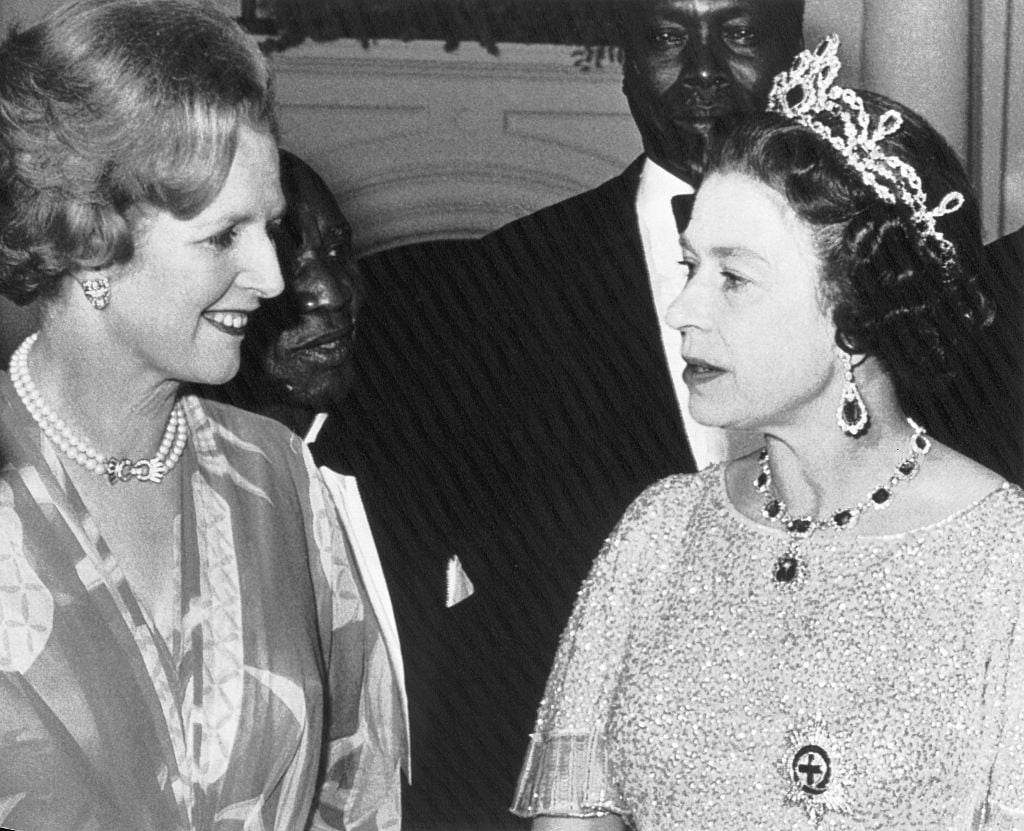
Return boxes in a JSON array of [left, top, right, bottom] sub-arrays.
[[510, 36, 1024, 829]]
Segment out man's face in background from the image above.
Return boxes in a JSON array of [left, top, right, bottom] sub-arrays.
[[247, 150, 363, 412], [620, 0, 803, 183]]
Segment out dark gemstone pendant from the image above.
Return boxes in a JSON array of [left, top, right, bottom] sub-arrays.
[[871, 487, 891, 506], [841, 398, 862, 425], [756, 471, 769, 490], [786, 517, 813, 536], [837, 380, 869, 437], [832, 509, 853, 528], [775, 556, 799, 583], [898, 458, 918, 477], [764, 498, 783, 520]]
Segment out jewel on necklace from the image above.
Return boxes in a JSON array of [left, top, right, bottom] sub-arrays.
[[9, 332, 188, 485], [755, 418, 930, 584], [870, 487, 891, 506], [785, 517, 813, 536], [774, 555, 800, 584]]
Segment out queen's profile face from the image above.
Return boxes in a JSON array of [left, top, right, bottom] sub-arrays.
[[667, 171, 840, 433]]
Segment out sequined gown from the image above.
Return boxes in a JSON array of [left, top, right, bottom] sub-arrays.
[[511, 468, 1024, 829]]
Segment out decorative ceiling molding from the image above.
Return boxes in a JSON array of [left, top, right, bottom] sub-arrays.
[[271, 40, 638, 252]]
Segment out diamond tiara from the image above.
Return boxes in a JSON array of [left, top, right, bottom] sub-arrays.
[[766, 35, 964, 269]]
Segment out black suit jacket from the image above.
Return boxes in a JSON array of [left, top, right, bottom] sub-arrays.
[[318, 159, 696, 823], [903, 226, 1023, 486], [974, 226, 1024, 484]]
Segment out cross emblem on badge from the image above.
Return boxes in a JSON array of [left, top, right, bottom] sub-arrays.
[[793, 744, 832, 796], [782, 719, 853, 826]]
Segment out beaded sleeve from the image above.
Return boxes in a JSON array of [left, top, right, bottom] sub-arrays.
[[510, 473, 707, 821], [981, 532, 1024, 828]]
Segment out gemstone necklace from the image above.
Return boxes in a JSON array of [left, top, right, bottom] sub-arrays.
[[755, 418, 931, 584], [9, 332, 188, 484]]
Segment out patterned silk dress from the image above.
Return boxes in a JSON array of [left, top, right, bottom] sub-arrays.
[[512, 468, 1024, 829], [0, 375, 402, 831]]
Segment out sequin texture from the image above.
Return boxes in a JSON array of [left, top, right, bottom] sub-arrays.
[[512, 468, 1024, 829]]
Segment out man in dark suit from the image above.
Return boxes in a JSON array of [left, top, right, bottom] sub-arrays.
[[979, 225, 1024, 484], [336, 1, 807, 826]]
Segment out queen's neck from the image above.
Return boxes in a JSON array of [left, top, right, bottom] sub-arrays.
[[761, 410, 917, 521], [754, 355, 920, 519]]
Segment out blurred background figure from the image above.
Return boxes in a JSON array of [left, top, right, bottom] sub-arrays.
[[979, 224, 1024, 484], [0, 2, 400, 829], [512, 38, 1024, 829]]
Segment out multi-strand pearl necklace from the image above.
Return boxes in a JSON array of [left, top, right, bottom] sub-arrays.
[[755, 418, 931, 584], [9, 333, 188, 485]]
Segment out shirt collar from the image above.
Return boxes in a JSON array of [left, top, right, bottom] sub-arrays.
[[303, 411, 330, 445], [636, 157, 695, 219]]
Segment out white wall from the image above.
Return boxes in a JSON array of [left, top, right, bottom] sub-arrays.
[[272, 39, 639, 253], [976, 0, 1024, 238], [0, 0, 63, 26]]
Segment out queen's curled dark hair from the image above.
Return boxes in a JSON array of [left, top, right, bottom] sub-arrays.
[[707, 90, 990, 423]]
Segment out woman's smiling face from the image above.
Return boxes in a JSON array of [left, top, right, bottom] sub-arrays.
[[93, 124, 286, 388], [666, 171, 842, 434]]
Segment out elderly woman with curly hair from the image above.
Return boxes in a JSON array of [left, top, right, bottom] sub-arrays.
[[512, 38, 1024, 829], [0, 1, 401, 829]]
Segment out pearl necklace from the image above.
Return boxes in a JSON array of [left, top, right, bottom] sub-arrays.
[[9, 333, 188, 484], [754, 418, 931, 584]]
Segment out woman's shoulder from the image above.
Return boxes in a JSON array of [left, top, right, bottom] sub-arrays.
[[907, 447, 1024, 574], [911, 440, 1020, 526], [182, 393, 308, 461], [961, 480, 1024, 533], [617, 467, 720, 529], [955, 482, 1024, 599], [644, 467, 718, 502]]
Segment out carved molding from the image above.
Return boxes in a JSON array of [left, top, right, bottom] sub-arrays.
[[271, 39, 639, 253]]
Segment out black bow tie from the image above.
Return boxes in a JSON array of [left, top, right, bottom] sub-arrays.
[[671, 193, 695, 234]]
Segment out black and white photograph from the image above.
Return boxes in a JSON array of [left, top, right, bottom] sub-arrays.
[[0, 1, 1021, 829]]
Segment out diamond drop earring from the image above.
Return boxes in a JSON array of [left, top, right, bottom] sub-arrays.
[[836, 351, 869, 437]]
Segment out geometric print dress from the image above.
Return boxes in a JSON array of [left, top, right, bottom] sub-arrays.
[[0, 376, 402, 830]]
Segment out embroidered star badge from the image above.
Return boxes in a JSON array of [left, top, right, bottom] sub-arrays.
[[781, 717, 854, 826]]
